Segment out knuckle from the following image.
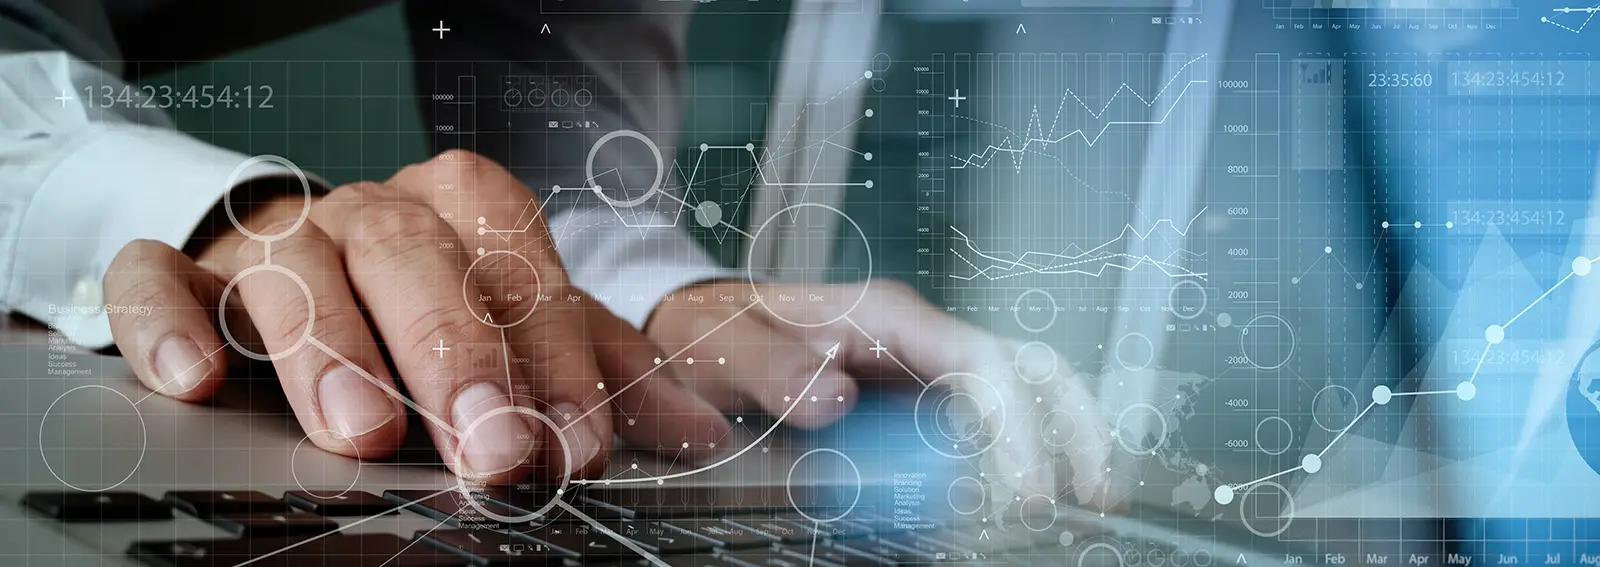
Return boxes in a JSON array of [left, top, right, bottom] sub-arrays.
[[400, 305, 479, 353], [105, 239, 172, 288], [323, 181, 388, 204], [355, 201, 440, 242]]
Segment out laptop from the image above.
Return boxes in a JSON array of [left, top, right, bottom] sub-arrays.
[[5, 331, 1329, 567]]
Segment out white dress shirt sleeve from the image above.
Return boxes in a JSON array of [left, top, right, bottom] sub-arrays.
[[0, 51, 300, 349]]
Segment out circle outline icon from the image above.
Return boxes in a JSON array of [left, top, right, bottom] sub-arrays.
[[450, 405, 570, 524], [744, 203, 872, 328], [462, 250, 542, 329], [39, 385, 146, 492], [786, 448, 862, 524], [586, 130, 665, 209], [223, 155, 312, 243], [219, 264, 315, 361]]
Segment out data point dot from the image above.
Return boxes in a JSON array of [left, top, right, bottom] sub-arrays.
[[864, 70, 874, 79], [476, 227, 487, 236], [837, 396, 845, 402], [1214, 485, 1235, 505], [864, 153, 874, 161], [476, 248, 486, 256], [1355, 282, 1364, 290], [1446, 221, 1455, 229], [1302, 454, 1322, 474], [864, 180, 875, 189], [1325, 246, 1333, 254], [1457, 381, 1477, 401], [864, 109, 874, 118], [718, 358, 727, 365], [596, 382, 605, 389], [811, 396, 819, 402], [1486, 325, 1505, 344], [477, 216, 486, 225], [699, 143, 709, 152], [631, 463, 639, 469], [1574, 257, 1592, 277], [1415, 221, 1423, 229], [654, 357, 662, 364], [1382, 221, 1391, 229], [686, 358, 695, 365], [745, 143, 756, 151], [682, 442, 690, 449], [1373, 385, 1393, 405]]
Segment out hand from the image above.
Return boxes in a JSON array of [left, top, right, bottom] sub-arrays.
[[645, 279, 1114, 510], [102, 150, 730, 483]]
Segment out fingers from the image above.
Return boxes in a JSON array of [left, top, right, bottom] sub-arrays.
[[387, 150, 614, 478], [822, 280, 1114, 509], [104, 240, 227, 402], [226, 219, 406, 459], [313, 183, 539, 484], [697, 316, 858, 430], [585, 303, 731, 462]]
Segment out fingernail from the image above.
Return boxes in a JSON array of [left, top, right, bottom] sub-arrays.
[[452, 382, 536, 476], [153, 335, 205, 394], [317, 366, 395, 439], [555, 403, 602, 475]]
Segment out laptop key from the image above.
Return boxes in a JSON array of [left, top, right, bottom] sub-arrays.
[[125, 533, 467, 567], [783, 545, 895, 567], [613, 519, 719, 554], [578, 485, 792, 519], [518, 521, 633, 559], [723, 517, 815, 544], [384, 489, 530, 528], [21, 491, 172, 522], [725, 549, 843, 567], [834, 538, 941, 565], [283, 490, 396, 517], [206, 511, 339, 537], [163, 490, 292, 517], [420, 528, 563, 566], [660, 519, 776, 549]]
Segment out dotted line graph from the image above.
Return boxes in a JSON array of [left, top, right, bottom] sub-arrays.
[[1542, 4, 1600, 33]]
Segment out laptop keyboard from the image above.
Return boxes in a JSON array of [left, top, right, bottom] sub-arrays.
[[20, 484, 1102, 567]]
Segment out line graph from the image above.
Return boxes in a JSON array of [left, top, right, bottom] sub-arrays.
[[950, 54, 1211, 171], [948, 208, 1210, 282], [1542, 3, 1600, 33], [1215, 254, 1595, 505]]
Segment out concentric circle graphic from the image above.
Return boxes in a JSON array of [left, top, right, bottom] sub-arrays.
[[914, 372, 1006, 459]]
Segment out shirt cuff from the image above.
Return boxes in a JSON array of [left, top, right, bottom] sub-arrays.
[[547, 208, 737, 329], [10, 124, 309, 349]]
